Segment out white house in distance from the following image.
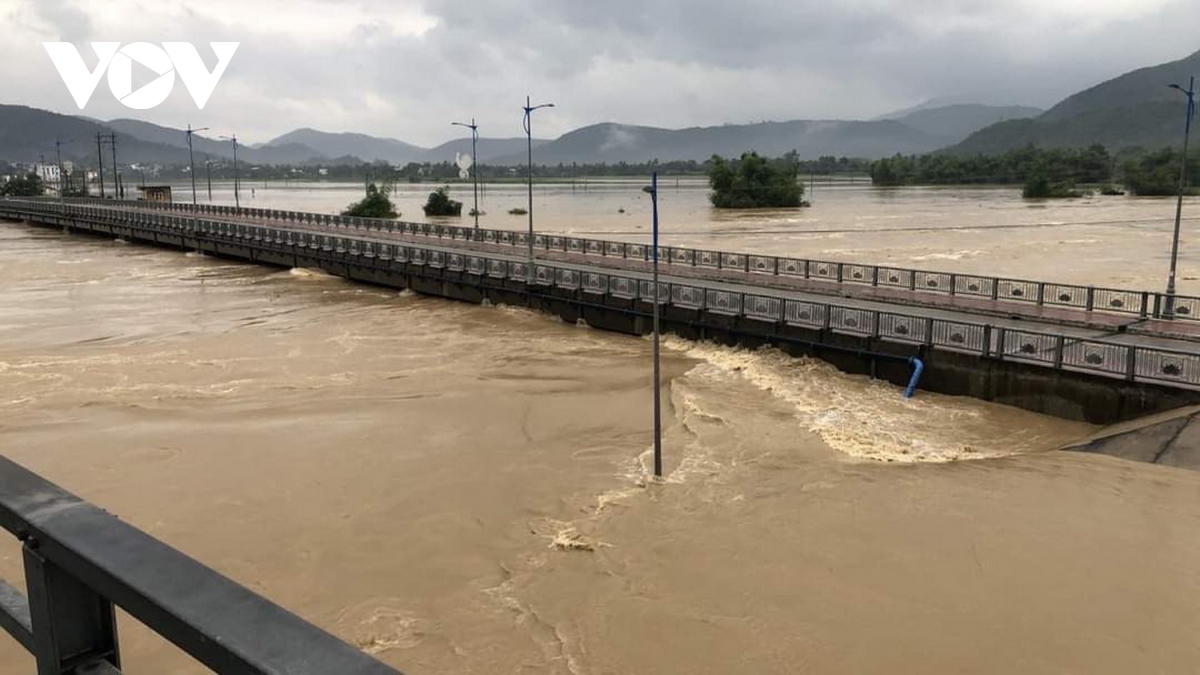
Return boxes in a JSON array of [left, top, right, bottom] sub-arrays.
[[35, 164, 62, 192]]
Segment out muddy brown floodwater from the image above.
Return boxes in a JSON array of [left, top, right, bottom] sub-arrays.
[[1, 185, 1198, 674]]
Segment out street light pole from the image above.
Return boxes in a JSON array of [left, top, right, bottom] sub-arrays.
[[221, 134, 240, 209], [1164, 76, 1196, 320], [643, 172, 663, 478], [205, 158, 212, 201], [233, 135, 240, 209], [185, 124, 209, 206], [451, 119, 480, 229], [522, 96, 554, 280]]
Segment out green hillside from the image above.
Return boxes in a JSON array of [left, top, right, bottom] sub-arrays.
[[948, 49, 1200, 155]]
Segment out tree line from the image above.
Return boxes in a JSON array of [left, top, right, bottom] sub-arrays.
[[870, 145, 1200, 196]]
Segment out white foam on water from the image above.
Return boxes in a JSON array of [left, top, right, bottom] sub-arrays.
[[287, 267, 334, 280], [659, 335, 1055, 464], [331, 598, 427, 655], [908, 250, 984, 262]]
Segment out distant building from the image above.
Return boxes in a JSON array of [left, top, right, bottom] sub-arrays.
[[35, 164, 62, 190], [137, 185, 173, 203]]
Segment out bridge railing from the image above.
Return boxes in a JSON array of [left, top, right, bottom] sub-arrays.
[[32, 196, 1199, 321], [0, 455, 402, 675], [8, 198, 1200, 391]]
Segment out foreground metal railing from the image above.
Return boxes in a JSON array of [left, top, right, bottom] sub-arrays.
[[0, 456, 402, 675], [42, 195, 1200, 322]]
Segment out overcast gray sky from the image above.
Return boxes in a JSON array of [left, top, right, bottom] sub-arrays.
[[3, 0, 1199, 147]]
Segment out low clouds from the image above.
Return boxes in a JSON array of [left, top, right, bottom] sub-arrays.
[[3, 0, 1199, 147]]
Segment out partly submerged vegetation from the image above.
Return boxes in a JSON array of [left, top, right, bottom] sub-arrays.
[[1122, 148, 1200, 196], [0, 172, 44, 197], [708, 151, 808, 209], [341, 182, 398, 218], [1021, 162, 1086, 199], [871, 145, 1113, 187], [422, 186, 463, 216], [871, 144, 1200, 198]]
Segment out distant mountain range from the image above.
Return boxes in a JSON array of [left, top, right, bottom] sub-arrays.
[[6, 47, 1193, 170], [0, 101, 1042, 168], [948, 49, 1200, 154], [491, 104, 1042, 164]]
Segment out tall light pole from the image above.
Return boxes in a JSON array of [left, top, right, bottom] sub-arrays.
[[522, 96, 554, 280], [185, 124, 209, 206], [221, 134, 240, 209], [642, 173, 663, 478], [205, 158, 212, 201], [451, 119, 480, 229], [1164, 76, 1196, 320]]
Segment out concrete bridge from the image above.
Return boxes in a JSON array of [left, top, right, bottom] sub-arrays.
[[5, 196, 1200, 424]]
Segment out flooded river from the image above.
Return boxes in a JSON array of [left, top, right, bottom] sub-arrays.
[[1, 184, 1198, 673], [200, 178, 1200, 292]]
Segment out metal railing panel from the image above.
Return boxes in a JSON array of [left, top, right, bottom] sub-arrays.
[[0, 456, 401, 674]]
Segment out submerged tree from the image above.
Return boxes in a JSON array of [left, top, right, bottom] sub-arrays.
[[422, 186, 463, 216], [1122, 148, 1200, 196], [342, 183, 398, 218], [0, 173, 45, 197], [1022, 160, 1085, 199], [708, 151, 806, 208]]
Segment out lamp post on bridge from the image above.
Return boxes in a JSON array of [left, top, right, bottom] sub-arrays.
[[643, 173, 663, 478], [451, 118, 480, 229], [220, 134, 241, 209], [522, 96, 554, 280], [1164, 76, 1196, 320], [185, 124, 210, 206]]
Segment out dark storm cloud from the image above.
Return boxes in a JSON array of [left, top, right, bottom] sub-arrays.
[[3, 0, 1200, 145]]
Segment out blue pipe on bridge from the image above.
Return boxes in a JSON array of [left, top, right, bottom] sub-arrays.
[[904, 357, 925, 399]]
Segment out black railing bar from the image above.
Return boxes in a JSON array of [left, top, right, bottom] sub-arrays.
[[0, 578, 33, 653], [0, 456, 401, 675]]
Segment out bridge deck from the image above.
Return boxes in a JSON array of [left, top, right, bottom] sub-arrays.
[[94, 202, 1200, 344], [9, 197, 1200, 398]]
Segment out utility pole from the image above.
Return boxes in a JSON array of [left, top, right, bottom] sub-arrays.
[[96, 133, 106, 198], [55, 139, 67, 197], [643, 173, 663, 478], [220, 134, 241, 208], [451, 118, 480, 228], [522, 95, 555, 280], [1164, 76, 1197, 320], [185, 124, 210, 205], [109, 133, 119, 199]]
